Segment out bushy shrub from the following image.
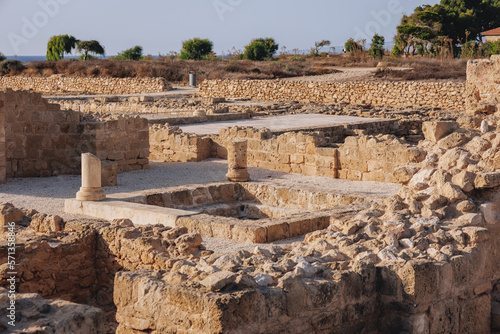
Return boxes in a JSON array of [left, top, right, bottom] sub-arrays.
[[0, 52, 6, 62], [179, 38, 213, 60], [345, 38, 362, 54], [244, 38, 279, 61], [0, 60, 25, 75], [116, 46, 143, 61], [483, 41, 500, 56]]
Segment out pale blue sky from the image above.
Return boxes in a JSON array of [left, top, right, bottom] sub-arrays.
[[0, 0, 439, 56]]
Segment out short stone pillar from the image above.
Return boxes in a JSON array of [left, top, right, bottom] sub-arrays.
[[193, 109, 206, 117], [226, 140, 250, 182], [76, 153, 106, 201]]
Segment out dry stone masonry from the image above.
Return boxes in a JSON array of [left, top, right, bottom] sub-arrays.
[[466, 55, 500, 114], [0, 75, 171, 95], [199, 79, 465, 110], [0, 88, 149, 181]]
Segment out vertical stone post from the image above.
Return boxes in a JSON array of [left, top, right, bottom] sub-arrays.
[[76, 153, 106, 201], [226, 140, 250, 182], [193, 109, 206, 117]]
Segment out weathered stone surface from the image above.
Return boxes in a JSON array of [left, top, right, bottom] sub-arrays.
[[437, 131, 470, 150], [0, 202, 24, 227], [393, 165, 420, 184], [30, 213, 64, 233], [0, 287, 105, 333], [474, 172, 500, 189], [439, 183, 467, 203], [422, 121, 457, 142], [200, 271, 237, 291], [0, 89, 149, 178], [0, 76, 170, 95], [480, 202, 500, 225], [200, 80, 466, 110]]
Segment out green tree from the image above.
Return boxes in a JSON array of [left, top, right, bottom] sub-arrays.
[[179, 38, 213, 60], [116, 45, 143, 60], [46, 35, 78, 61], [394, 5, 443, 57], [394, 0, 500, 57], [244, 38, 279, 61], [344, 38, 362, 54], [368, 34, 385, 59], [311, 40, 331, 57], [0, 52, 5, 62], [77, 40, 105, 60]]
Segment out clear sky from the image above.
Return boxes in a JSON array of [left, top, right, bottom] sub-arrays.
[[0, 0, 440, 56]]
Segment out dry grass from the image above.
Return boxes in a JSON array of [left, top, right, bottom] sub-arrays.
[[373, 59, 467, 81], [6, 56, 471, 82], [14, 58, 334, 83]]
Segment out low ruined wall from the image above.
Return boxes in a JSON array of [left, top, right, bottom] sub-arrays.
[[0, 228, 97, 303], [337, 135, 426, 182], [466, 55, 500, 112], [0, 218, 204, 305], [150, 125, 212, 162], [215, 128, 339, 177], [114, 225, 496, 334], [0, 89, 149, 178], [0, 76, 171, 95], [199, 79, 465, 110], [114, 269, 379, 334], [89, 116, 150, 173], [215, 128, 420, 182], [149, 125, 422, 182]]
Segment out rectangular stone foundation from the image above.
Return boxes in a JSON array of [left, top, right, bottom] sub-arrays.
[[65, 181, 394, 243]]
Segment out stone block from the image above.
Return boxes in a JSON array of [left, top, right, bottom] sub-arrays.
[[474, 172, 500, 189], [265, 222, 290, 242], [429, 299, 459, 334], [101, 160, 118, 187], [0, 203, 24, 227], [400, 260, 438, 309], [458, 295, 490, 334], [422, 121, 457, 142]]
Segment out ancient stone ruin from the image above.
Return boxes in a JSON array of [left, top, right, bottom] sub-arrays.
[[0, 56, 500, 333]]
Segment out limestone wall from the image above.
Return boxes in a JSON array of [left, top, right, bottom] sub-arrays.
[[89, 116, 150, 173], [199, 79, 465, 110], [337, 135, 426, 182], [214, 127, 339, 178], [0, 76, 171, 95], [0, 88, 149, 179], [114, 269, 379, 334], [0, 217, 205, 305], [149, 125, 212, 162], [149, 125, 423, 182], [114, 226, 497, 334], [466, 55, 500, 112], [214, 128, 422, 182], [0, 225, 98, 303]]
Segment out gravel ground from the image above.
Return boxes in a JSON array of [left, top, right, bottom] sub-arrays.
[[0, 159, 400, 253], [178, 114, 380, 135]]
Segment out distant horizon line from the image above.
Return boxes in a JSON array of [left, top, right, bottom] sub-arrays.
[[5, 43, 398, 59]]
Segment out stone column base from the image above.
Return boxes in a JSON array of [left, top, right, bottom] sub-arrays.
[[226, 170, 250, 182], [76, 187, 106, 201]]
